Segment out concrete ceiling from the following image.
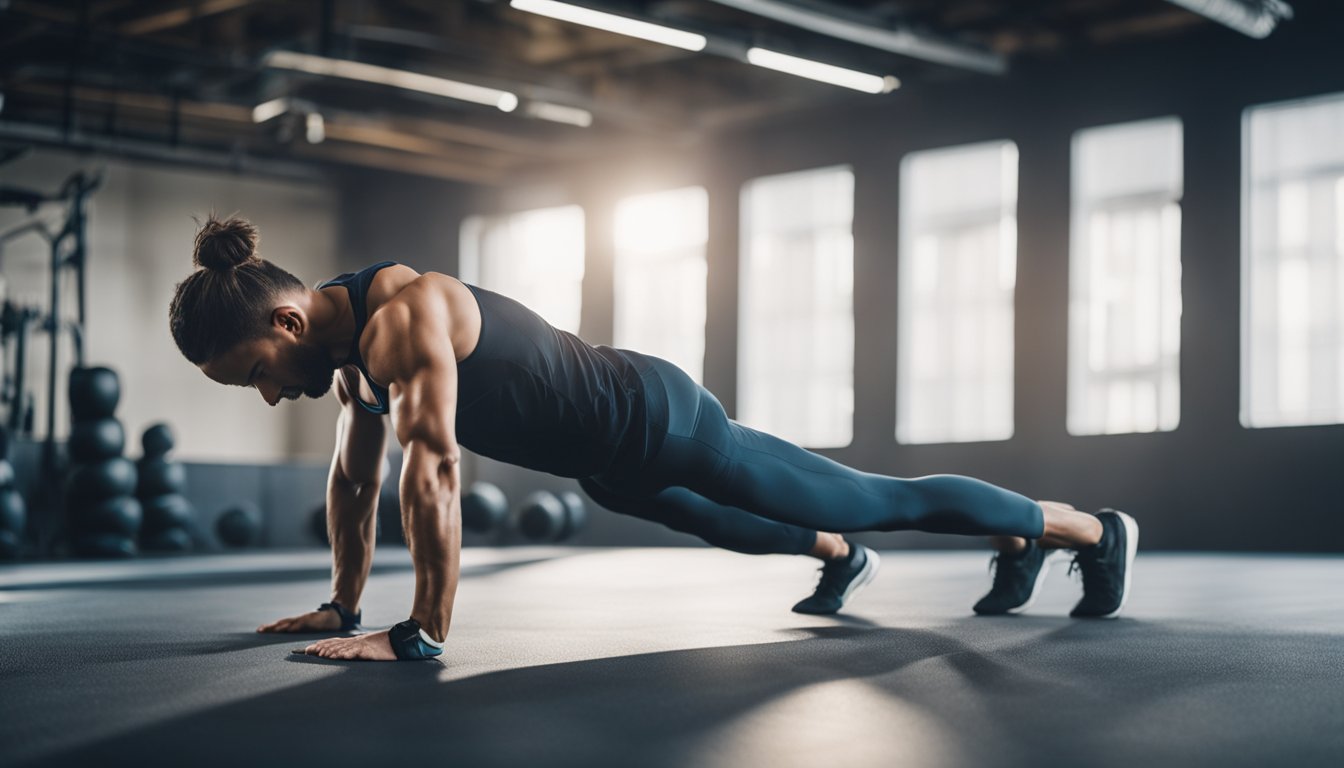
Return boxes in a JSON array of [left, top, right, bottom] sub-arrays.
[[0, 0, 1239, 184]]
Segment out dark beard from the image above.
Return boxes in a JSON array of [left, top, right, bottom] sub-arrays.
[[292, 341, 337, 399]]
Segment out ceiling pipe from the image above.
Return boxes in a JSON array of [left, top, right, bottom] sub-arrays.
[[1163, 0, 1292, 38], [703, 0, 1006, 75]]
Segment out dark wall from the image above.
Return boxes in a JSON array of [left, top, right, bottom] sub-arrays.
[[340, 8, 1344, 553]]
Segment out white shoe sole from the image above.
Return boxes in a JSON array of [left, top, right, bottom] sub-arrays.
[[837, 546, 881, 607], [1096, 510, 1140, 619], [1006, 549, 1068, 614]]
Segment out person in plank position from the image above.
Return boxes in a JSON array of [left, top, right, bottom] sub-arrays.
[[169, 216, 1139, 661]]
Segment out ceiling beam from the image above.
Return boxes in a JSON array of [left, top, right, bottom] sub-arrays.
[[118, 0, 266, 37]]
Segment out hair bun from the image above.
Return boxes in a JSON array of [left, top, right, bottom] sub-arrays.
[[193, 216, 259, 271]]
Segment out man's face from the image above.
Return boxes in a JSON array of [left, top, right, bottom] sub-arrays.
[[201, 334, 336, 407]]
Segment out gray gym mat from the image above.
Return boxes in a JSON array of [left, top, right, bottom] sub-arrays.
[[2, 548, 1342, 767]]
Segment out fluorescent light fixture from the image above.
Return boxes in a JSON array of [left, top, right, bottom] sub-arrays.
[[524, 101, 594, 127], [1165, 0, 1293, 39], [252, 97, 290, 123], [264, 50, 519, 112], [745, 48, 896, 93], [305, 112, 325, 144], [510, 0, 707, 51]]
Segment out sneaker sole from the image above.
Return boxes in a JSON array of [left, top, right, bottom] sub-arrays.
[[1096, 509, 1140, 619], [1006, 549, 1068, 614], [837, 546, 881, 607]]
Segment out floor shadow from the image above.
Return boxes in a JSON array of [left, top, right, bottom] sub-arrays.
[[17, 618, 1343, 768]]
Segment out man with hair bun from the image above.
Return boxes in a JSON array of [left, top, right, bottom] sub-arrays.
[[172, 215, 1139, 662]]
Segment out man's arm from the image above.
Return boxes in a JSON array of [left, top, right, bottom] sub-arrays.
[[326, 372, 389, 613], [373, 289, 462, 644], [257, 373, 387, 633]]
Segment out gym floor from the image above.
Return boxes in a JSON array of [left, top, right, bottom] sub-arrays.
[[3, 547, 1341, 767]]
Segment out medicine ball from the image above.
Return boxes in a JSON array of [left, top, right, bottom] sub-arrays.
[[0, 488, 25, 534], [143, 527, 193, 553], [72, 533, 137, 559], [66, 458, 137, 504], [461, 482, 509, 534], [136, 458, 187, 498], [68, 367, 120, 420], [141, 423, 175, 459], [0, 458, 14, 488], [73, 495, 142, 537], [142, 494, 192, 534], [68, 418, 125, 462], [215, 505, 260, 548]]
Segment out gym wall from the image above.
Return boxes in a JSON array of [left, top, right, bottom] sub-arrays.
[[338, 15, 1344, 553], [1, 150, 341, 463]]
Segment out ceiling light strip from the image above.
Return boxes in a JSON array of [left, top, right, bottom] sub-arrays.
[[510, 0, 707, 51], [264, 51, 520, 112], [745, 48, 894, 94]]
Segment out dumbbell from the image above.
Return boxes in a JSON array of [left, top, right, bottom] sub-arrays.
[[0, 484, 25, 560], [141, 423, 174, 459], [461, 482, 508, 534], [215, 504, 261, 548], [516, 490, 587, 542]]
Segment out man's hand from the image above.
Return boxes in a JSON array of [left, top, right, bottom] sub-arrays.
[[256, 608, 343, 633], [300, 629, 398, 661]]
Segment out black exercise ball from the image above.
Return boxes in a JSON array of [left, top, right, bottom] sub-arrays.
[[0, 528, 20, 560], [142, 527, 193, 553], [141, 493, 192, 534], [215, 505, 260, 548], [0, 458, 14, 489], [462, 482, 509, 534], [68, 418, 125, 462], [72, 533, 137, 559], [66, 458, 137, 504], [68, 367, 120, 420], [141, 423, 174, 459], [0, 488, 25, 533], [557, 491, 587, 539], [72, 495, 141, 537], [136, 458, 187, 498], [517, 491, 568, 542]]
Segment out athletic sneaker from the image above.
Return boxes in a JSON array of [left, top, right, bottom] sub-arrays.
[[792, 544, 881, 615], [1068, 508, 1140, 619], [972, 539, 1061, 615]]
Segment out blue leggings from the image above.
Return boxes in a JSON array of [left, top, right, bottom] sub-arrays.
[[580, 352, 1045, 555]]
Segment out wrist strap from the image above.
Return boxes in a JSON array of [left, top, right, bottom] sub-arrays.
[[317, 601, 362, 631], [388, 618, 444, 660]]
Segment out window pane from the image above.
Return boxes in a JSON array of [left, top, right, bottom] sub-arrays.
[[459, 205, 585, 335], [739, 166, 855, 448], [897, 141, 1017, 444], [1242, 93, 1344, 428], [1068, 118, 1183, 436], [613, 187, 708, 383]]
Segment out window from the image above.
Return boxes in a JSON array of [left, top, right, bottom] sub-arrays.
[[1243, 93, 1344, 428], [1069, 118, 1183, 435], [739, 166, 855, 448], [613, 186, 709, 383], [897, 141, 1018, 444], [459, 205, 585, 334]]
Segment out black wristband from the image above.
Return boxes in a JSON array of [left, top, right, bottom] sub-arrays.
[[388, 618, 445, 660], [317, 601, 362, 631]]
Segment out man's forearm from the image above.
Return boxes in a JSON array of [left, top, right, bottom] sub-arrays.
[[405, 461, 462, 643], [328, 476, 380, 612]]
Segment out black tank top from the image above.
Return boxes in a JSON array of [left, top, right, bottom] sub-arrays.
[[316, 262, 657, 478]]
